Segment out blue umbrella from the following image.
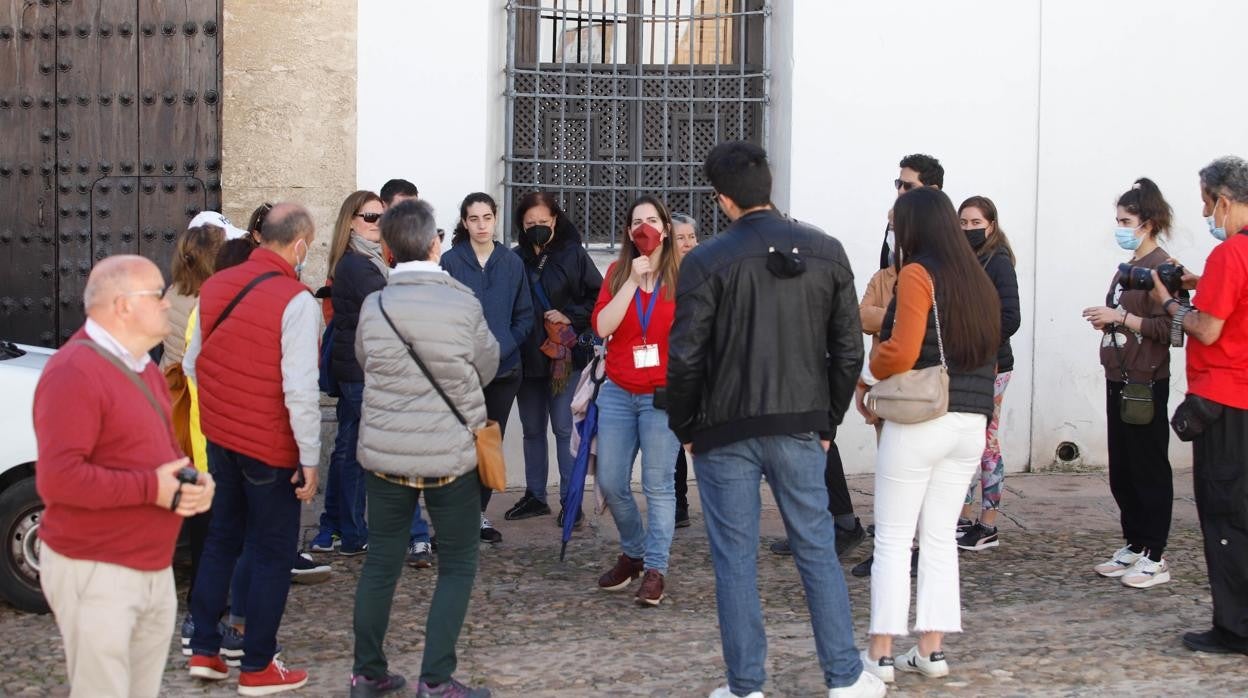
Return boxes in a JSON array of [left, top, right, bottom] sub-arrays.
[[561, 356, 607, 561]]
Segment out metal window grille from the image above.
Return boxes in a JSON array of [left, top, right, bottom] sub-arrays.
[[505, 0, 770, 246]]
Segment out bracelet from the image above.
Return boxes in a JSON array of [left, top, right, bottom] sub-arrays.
[[1170, 306, 1190, 347], [1163, 298, 1180, 314]]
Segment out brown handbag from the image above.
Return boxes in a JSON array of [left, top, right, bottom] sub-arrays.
[[377, 296, 507, 491], [866, 272, 950, 424]]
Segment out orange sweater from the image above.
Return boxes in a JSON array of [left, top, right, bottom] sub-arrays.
[[869, 263, 934, 381]]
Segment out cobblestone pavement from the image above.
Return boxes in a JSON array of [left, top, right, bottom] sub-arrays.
[[2, 472, 1246, 697]]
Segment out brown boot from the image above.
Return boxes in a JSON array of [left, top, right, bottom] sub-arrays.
[[597, 553, 644, 591], [635, 569, 665, 606]]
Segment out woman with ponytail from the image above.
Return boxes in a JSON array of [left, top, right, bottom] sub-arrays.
[[1081, 177, 1177, 589]]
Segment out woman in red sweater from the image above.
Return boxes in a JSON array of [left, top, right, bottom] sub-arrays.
[[590, 195, 682, 607]]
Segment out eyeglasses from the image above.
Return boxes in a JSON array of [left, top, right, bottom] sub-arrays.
[[123, 286, 168, 300], [437, 229, 446, 241], [355, 212, 383, 224], [894, 179, 920, 192]]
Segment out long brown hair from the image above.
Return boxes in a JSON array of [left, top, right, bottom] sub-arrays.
[[171, 225, 225, 296], [606, 195, 679, 300], [327, 190, 382, 279], [894, 188, 1000, 370], [958, 196, 1016, 267]]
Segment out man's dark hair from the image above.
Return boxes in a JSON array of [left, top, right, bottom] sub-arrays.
[[381, 199, 439, 263], [704, 141, 772, 209], [899, 153, 944, 188], [380, 178, 419, 205], [262, 204, 314, 245]]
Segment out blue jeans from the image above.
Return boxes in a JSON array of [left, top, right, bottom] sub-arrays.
[[517, 370, 581, 505], [695, 434, 863, 693], [323, 381, 368, 548], [409, 496, 430, 544], [191, 443, 300, 672], [595, 380, 678, 572]]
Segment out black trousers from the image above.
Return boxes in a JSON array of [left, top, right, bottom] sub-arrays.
[[480, 370, 523, 511], [1105, 380, 1173, 555], [824, 440, 854, 517], [1192, 402, 1248, 642], [673, 440, 853, 517]]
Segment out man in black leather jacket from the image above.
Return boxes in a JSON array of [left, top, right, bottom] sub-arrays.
[[667, 141, 878, 697]]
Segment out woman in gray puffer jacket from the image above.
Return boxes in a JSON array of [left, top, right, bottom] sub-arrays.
[[349, 199, 498, 698]]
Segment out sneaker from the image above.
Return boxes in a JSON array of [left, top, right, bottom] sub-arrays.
[[237, 659, 308, 696], [828, 669, 886, 698], [181, 613, 194, 656], [188, 653, 230, 681], [479, 515, 502, 544], [408, 540, 434, 568], [503, 491, 551, 521], [956, 523, 999, 551], [835, 519, 867, 557], [291, 552, 332, 584], [220, 624, 283, 668], [308, 530, 340, 552], [894, 645, 949, 678], [415, 677, 492, 697], [955, 517, 974, 535], [339, 542, 369, 557], [597, 553, 644, 591], [555, 507, 584, 528], [850, 549, 918, 578], [769, 539, 793, 556], [858, 648, 894, 683], [675, 507, 691, 529], [350, 672, 408, 697], [1094, 545, 1144, 578], [635, 569, 665, 606], [708, 688, 764, 698], [1121, 556, 1170, 588]]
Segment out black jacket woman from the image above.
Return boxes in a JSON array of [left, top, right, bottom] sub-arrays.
[[504, 192, 603, 523]]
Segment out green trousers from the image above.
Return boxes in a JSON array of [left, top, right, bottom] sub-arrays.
[[353, 470, 480, 683]]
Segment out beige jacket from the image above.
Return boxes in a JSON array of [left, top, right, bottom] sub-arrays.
[[354, 270, 499, 479], [860, 265, 898, 349]]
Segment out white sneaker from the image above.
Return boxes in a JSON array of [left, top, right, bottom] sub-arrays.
[[858, 649, 894, 683], [1121, 556, 1170, 588], [895, 645, 949, 678], [1094, 545, 1143, 578], [708, 688, 763, 698], [828, 670, 886, 698]]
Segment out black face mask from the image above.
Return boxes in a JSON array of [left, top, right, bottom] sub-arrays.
[[527, 225, 554, 247], [964, 227, 987, 250]]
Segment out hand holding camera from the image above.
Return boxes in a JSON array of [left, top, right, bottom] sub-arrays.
[[155, 458, 214, 517]]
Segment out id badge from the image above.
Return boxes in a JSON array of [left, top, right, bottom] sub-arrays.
[[632, 343, 660, 369]]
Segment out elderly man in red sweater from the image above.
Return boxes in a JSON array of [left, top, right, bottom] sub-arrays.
[[34, 254, 215, 698], [183, 202, 321, 695]]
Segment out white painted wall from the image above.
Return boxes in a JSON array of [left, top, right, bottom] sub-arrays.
[[357, 0, 1248, 478], [787, 0, 1041, 473]]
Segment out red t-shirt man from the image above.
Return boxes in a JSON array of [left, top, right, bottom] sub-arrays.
[[1187, 231, 1248, 409]]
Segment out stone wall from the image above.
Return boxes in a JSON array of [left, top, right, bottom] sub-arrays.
[[220, 0, 357, 285]]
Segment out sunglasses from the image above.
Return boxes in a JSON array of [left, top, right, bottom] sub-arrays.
[[123, 286, 168, 300], [355, 212, 383, 224], [894, 179, 920, 192]]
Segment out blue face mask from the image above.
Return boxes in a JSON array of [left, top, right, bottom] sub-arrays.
[[1114, 226, 1142, 251], [293, 239, 308, 279], [1208, 200, 1229, 241]]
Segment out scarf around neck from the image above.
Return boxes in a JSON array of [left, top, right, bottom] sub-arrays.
[[350, 233, 388, 278]]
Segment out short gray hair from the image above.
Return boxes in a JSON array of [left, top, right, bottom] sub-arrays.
[[671, 212, 697, 230], [1199, 156, 1248, 204], [83, 255, 157, 310], [381, 199, 439, 263]]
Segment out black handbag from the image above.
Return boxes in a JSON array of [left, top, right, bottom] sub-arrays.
[[1171, 393, 1225, 442]]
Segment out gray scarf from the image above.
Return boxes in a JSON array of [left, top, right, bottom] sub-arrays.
[[350, 233, 388, 278]]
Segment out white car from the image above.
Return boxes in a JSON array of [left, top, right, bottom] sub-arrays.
[[0, 341, 52, 613]]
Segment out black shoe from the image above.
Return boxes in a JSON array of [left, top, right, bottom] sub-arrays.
[[835, 519, 866, 557], [480, 514, 503, 544], [675, 507, 691, 529], [504, 491, 551, 521], [769, 538, 793, 556], [851, 554, 873, 577], [957, 523, 999, 551], [350, 672, 408, 697], [555, 508, 584, 528], [851, 550, 918, 577], [1183, 628, 1248, 655], [291, 552, 332, 585]]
